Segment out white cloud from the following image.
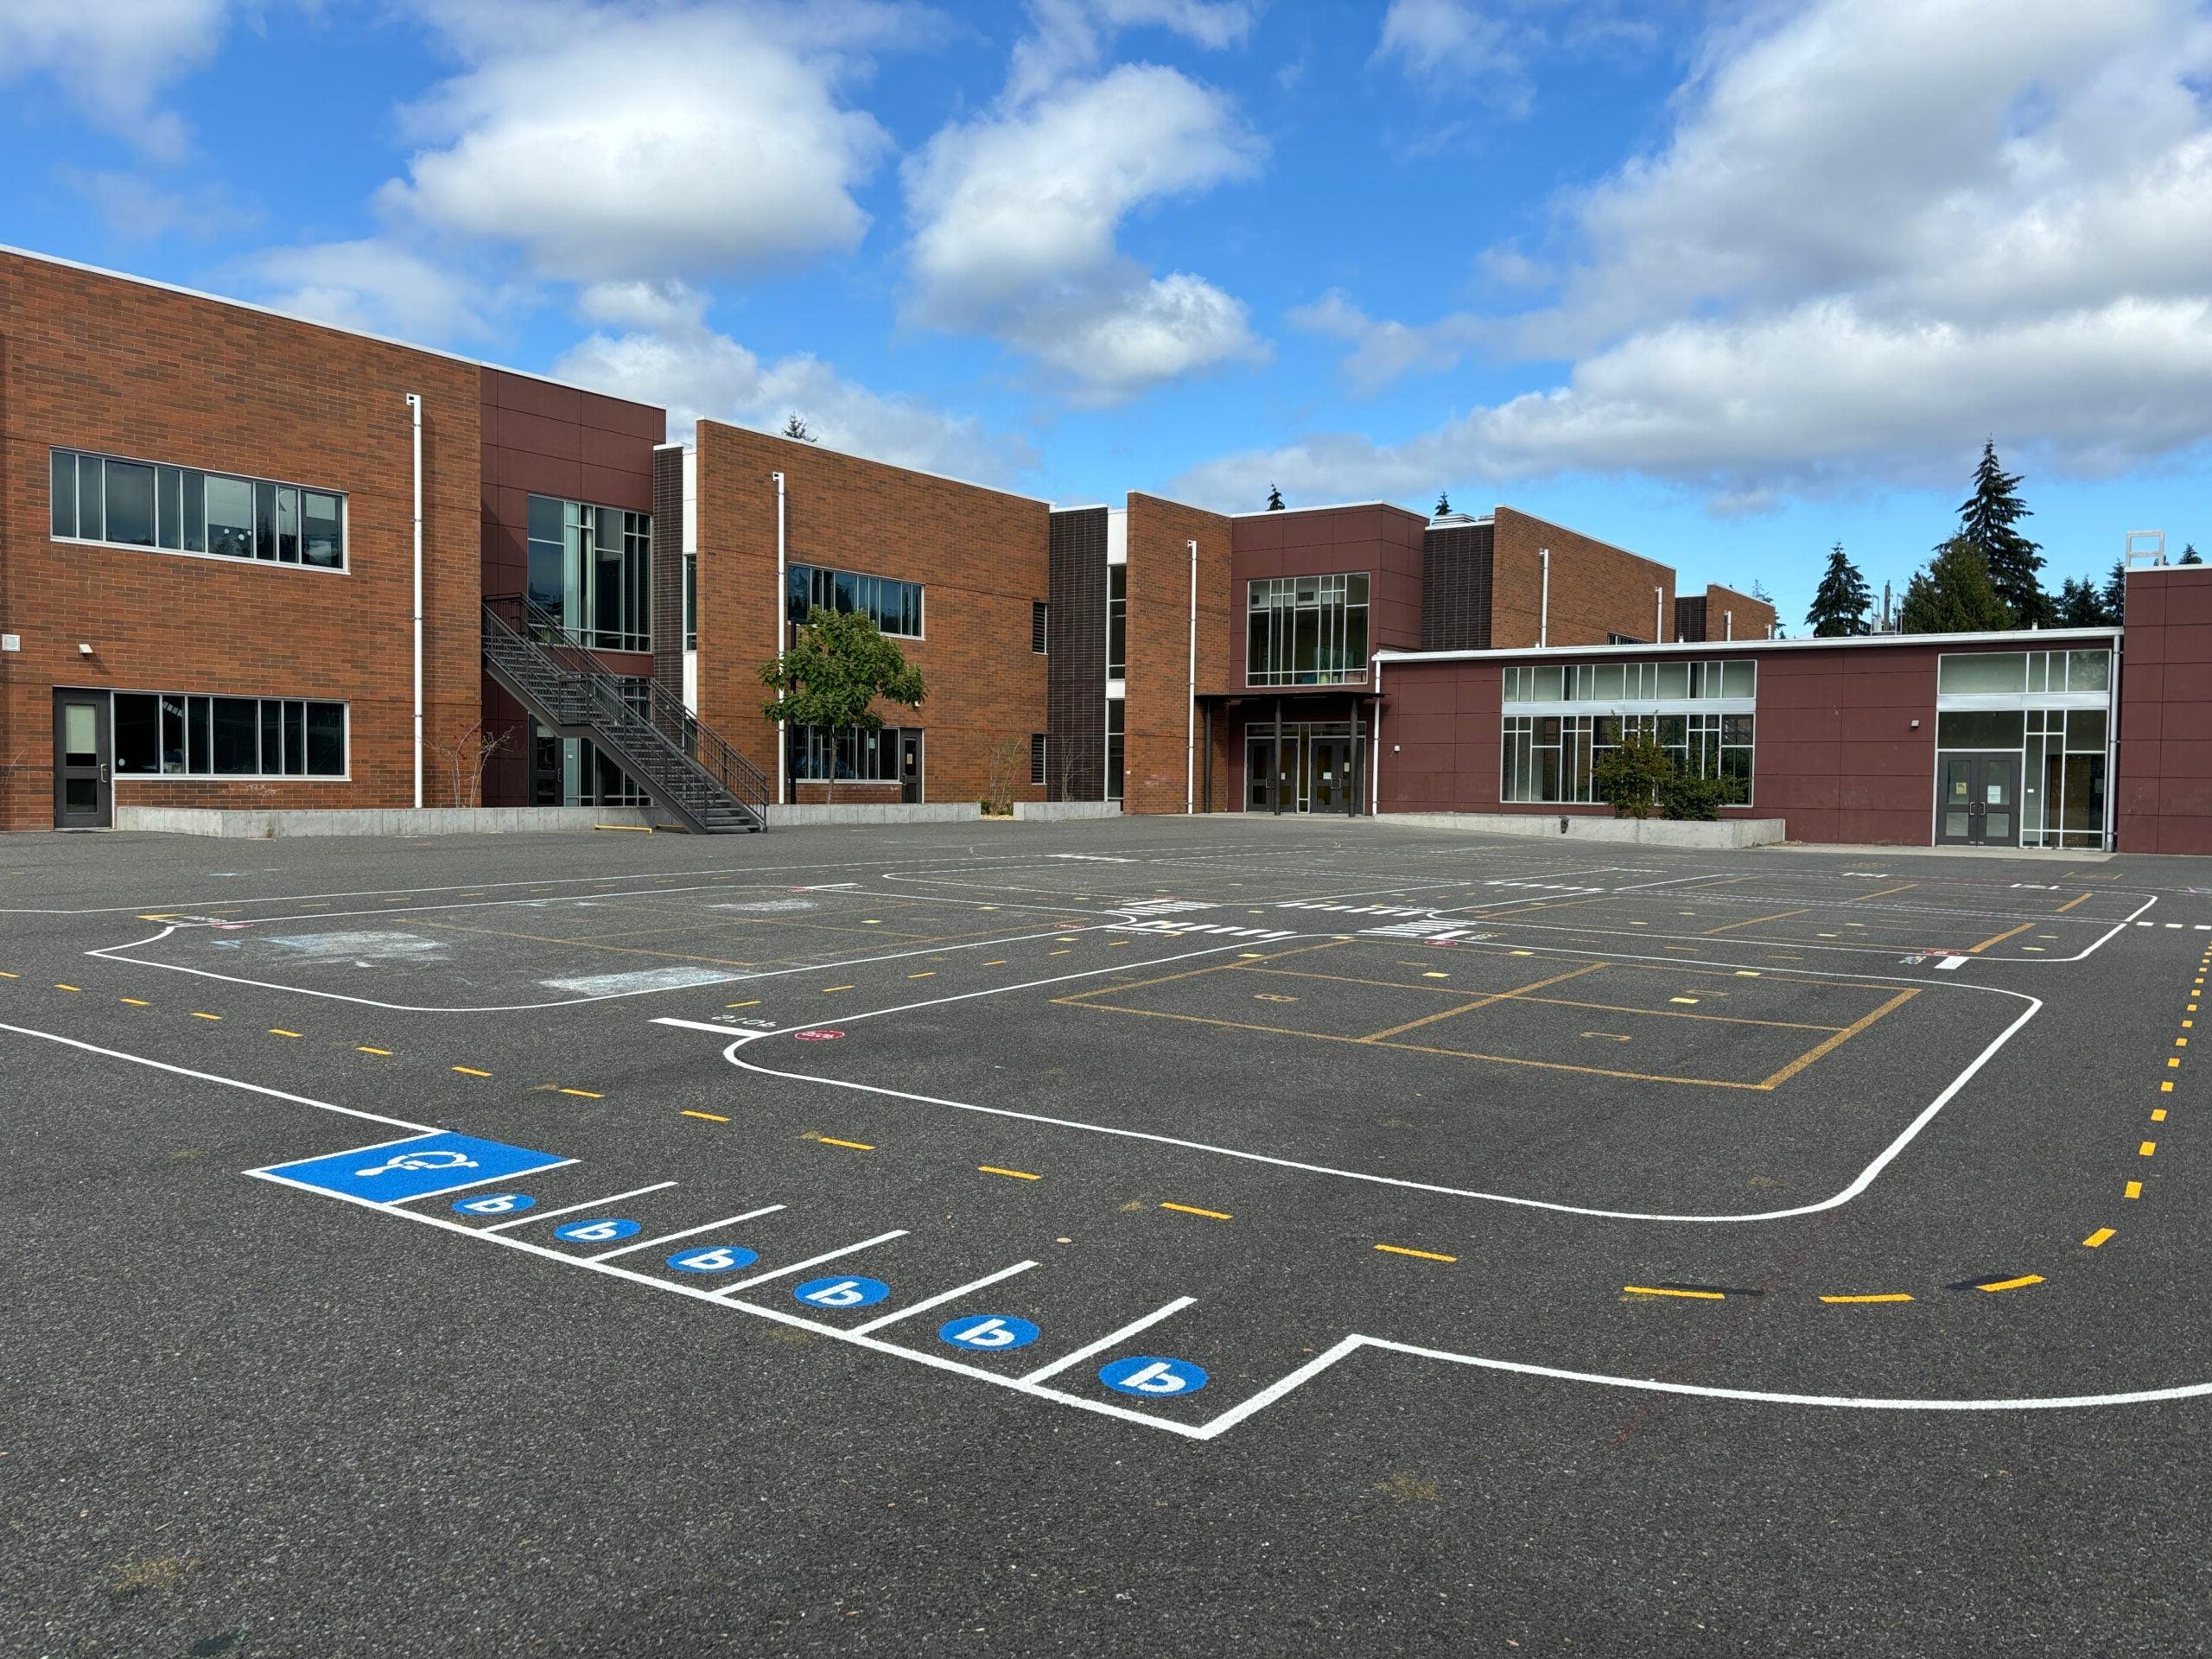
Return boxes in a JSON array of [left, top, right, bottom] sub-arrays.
[[904, 60, 1264, 399], [1005, 0, 1259, 103], [242, 239, 504, 343], [1373, 0, 1521, 84], [57, 168, 259, 241], [0, 0, 234, 160], [555, 321, 1038, 486], [381, 4, 903, 283], [1207, 0, 2212, 511]]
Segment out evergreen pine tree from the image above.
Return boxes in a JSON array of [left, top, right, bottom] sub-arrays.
[[2181, 543, 2202, 565], [2101, 558, 2128, 625], [1266, 484, 1285, 512], [782, 414, 817, 442], [1804, 543, 1870, 637], [1899, 538, 2012, 634], [2055, 576, 2108, 627], [1953, 440, 2046, 624], [1434, 491, 1452, 517]]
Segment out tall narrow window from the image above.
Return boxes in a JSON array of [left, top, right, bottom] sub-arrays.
[[1030, 734, 1049, 786], [1106, 565, 1127, 679], [1033, 601, 1050, 653]]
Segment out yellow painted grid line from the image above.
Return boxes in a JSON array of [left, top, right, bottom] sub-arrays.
[[191, 1012, 222, 1021], [1160, 1201, 1231, 1220], [681, 1109, 730, 1123], [2082, 1228, 2117, 1248], [560, 1088, 603, 1099], [2055, 892, 2094, 912], [452, 1066, 492, 1077], [357, 1046, 391, 1055], [118, 997, 149, 1007], [1821, 1293, 1915, 1304], [1624, 1285, 1723, 1300], [1375, 1243, 1458, 1263], [817, 1135, 874, 1150], [55, 983, 81, 993], [1977, 1274, 2044, 1293], [2126, 1180, 2143, 1199], [269, 1028, 302, 1038], [1967, 922, 2037, 955], [979, 1165, 1041, 1180]]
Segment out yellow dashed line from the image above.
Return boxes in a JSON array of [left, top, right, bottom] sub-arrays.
[[191, 1012, 222, 1021], [1820, 1293, 1915, 1304], [682, 1109, 730, 1123], [822, 984, 855, 993], [908, 971, 936, 979], [2152, 1109, 2167, 1122], [453, 1066, 491, 1077], [817, 1135, 873, 1150], [1374, 1243, 1458, 1263], [55, 983, 81, 993], [1977, 1274, 2044, 1293], [559, 1088, 603, 1099], [979, 1165, 1041, 1181], [2140, 1141, 2158, 1157], [2082, 1228, 2117, 1248], [2126, 1180, 2143, 1199], [357, 1045, 390, 1055], [269, 1028, 302, 1039], [727, 1000, 760, 1009], [1160, 1201, 1231, 1220], [983, 960, 1007, 967], [0, 971, 18, 979], [2163, 1081, 2176, 1093], [1624, 1285, 1723, 1300], [118, 998, 149, 1007]]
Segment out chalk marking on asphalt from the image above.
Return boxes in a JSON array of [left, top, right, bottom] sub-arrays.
[[589, 1205, 787, 1262], [481, 1182, 676, 1232], [849, 1260, 1040, 1335], [1020, 1298, 1196, 1384], [711, 1230, 908, 1297], [0, 1021, 434, 1131]]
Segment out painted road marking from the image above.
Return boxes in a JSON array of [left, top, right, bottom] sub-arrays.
[[119, 998, 149, 1007], [1624, 1285, 1725, 1300], [1977, 1275, 2045, 1293], [1821, 1294, 1914, 1304], [938, 1315, 1043, 1353], [55, 984, 81, 993], [2083, 1229, 2117, 1248], [257, 1131, 572, 1205], [269, 1028, 302, 1039], [2126, 1181, 2143, 1199], [817, 1136, 874, 1151], [1160, 1201, 1231, 1220], [555, 1218, 642, 1244], [979, 1165, 1041, 1180], [681, 1109, 730, 1122], [482, 1181, 675, 1233], [1099, 1356, 1209, 1398], [1021, 1298, 1196, 1385], [794, 1275, 893, 1309], [357, 1046, 391, 1055], [1374, 1244, 1457, 1263], [711, 1230, 908, 1298], [2141, 1141, 2158, 1156], [453, 1192, 534, 1217], [560, 1088, 604, 1099], [452, 1065, 492, 1077], [590, 1205, 785, 1262], [849, 1261, 1040, 1336]]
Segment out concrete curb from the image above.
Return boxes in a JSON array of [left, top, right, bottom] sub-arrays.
[[113, 806, 661, 838], [1374, 810, 1787, 849]]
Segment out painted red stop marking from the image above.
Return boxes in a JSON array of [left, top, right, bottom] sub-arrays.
[[794, 1029, 844, 1042]]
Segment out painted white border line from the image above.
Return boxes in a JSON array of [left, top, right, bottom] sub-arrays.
[[849, 1261, 1040, 1336], [590, 1205, 787, 1262], [711, 1230, 909, 1297], [690, 939, 2040, 1224], [482, 1181, 676, 1232], [1021, 1297, 1196, 1384]]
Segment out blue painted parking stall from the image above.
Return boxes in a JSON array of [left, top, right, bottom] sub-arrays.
[[250, 1131, 574, 1206]]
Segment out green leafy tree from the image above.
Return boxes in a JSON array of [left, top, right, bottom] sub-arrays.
[[1952, 439, 2047, 624], [1805, 543, 1872, 636], [758, 608, 925, 805], [2055, 575, 2110, 627], [1266, 483, 1285, 512], [1899, 537, 2012, 634], [1591, 729, 1674, 820], [2181, 543, 2202, 566], [2101, 558, 2129, 625]]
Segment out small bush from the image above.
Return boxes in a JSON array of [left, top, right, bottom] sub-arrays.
[[1661, 770, 1744, 821], [1591, 731, 1672, 819]]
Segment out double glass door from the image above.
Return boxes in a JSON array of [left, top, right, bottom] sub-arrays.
[[1937, 752, 2019, 846], [1245, 732, 1360, 815]]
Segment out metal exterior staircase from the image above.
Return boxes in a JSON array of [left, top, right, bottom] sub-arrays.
[[481, 595, 770, 834]]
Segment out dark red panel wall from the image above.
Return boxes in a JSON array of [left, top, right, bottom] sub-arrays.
[[2118, 566, 2212, 855], [1228, 504, 1426, 697]]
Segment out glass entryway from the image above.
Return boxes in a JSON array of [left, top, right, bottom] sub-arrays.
[[53, 690, 111, 828], [1244, 721, 1363, 815], [1936, 752, 2019, 846]]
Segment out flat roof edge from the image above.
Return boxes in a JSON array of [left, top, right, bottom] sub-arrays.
[[692, 421, 1051, 505], [1376, 627, 2123, 664]]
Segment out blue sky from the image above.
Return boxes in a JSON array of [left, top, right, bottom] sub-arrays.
[[5, 1, 2209, 626]]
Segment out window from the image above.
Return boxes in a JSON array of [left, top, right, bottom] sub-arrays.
[[526, 494, 652, 652], [1106, 565, 1127, 679], [51, 448, 345, 570], [1031, 734, 1048, 786], [1502, 712, 1754, 804], [1246, 574, 1370, 687], [1105, 699, 1124, 802], [1937, 648, 2111, 697], [785, 563, 923, 638], [787, 725, 918, 781], [683, 554, 698, 651], [1033, 601, 1050, 654], [111, 692, 346, 778], [1503, 658, 1757, 704]]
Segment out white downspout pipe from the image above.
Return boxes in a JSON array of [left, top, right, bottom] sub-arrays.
[[1655, 585, 1664, 644], [1538, 547, 1550, 646], [1370, 654, 1383, 816], [405, 393, 423, 809], [1725, 608, 1734, 640], [772, 470, 787, 806], [1185, 537, 1198, 815]]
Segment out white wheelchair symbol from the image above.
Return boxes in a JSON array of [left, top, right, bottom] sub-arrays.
[[355, 1148, 480, 1179]]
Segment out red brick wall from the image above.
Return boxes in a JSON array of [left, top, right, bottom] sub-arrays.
[[0, 251, 483, 830], [2118, 566, 2212, 855], [1123, 493, 1232, 813], [1697, 583, 1779, 644], [1491, 506, 1675, 648], [693, 423, 1051, 806], [476, 368, 664, 807], [1376, 639, 2046, 845]]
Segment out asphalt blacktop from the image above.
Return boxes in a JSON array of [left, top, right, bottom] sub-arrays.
[[5, 815, 2210, 1656]]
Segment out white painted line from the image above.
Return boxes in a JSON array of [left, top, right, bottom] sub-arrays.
[[384, 1160, 580, 1205], [588, 1205, 787, 1262], [1020, 1297, 1197, 1384], [1, 1020, 435, 1132], [480, 1180, 677, 1233], [848, 1260, 1040, 1335], [1935, 957, 1967, 971], [652, 1017, 745, 1035], [712, 1230, 909, 1297]]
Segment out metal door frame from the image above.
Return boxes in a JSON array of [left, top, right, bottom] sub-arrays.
[[1934, 750, 2021, 848], [53, 689, 113, 829]]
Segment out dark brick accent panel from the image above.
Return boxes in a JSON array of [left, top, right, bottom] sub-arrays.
[[2118, 566, 2212, 854], [1047, 506, 1107, 801], [652, 445, 685, 695], [1421, 519, 1493, 651], [1675, 594, 1707, 642]]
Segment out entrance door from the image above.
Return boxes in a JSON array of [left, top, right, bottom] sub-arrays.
[[1246, 734, 1300, 813], [1308, 737, 1353, 814], [1936, 752, 2019, 846], [54, 690, 112, 829], [899, 733, 923, 804]]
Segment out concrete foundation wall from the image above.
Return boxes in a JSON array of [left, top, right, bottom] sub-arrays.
[[763, 803, 980, 827], [115, 806, 658, 838], [1012, 800, 1122, 821], [1375, 810, 1787, 848]]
